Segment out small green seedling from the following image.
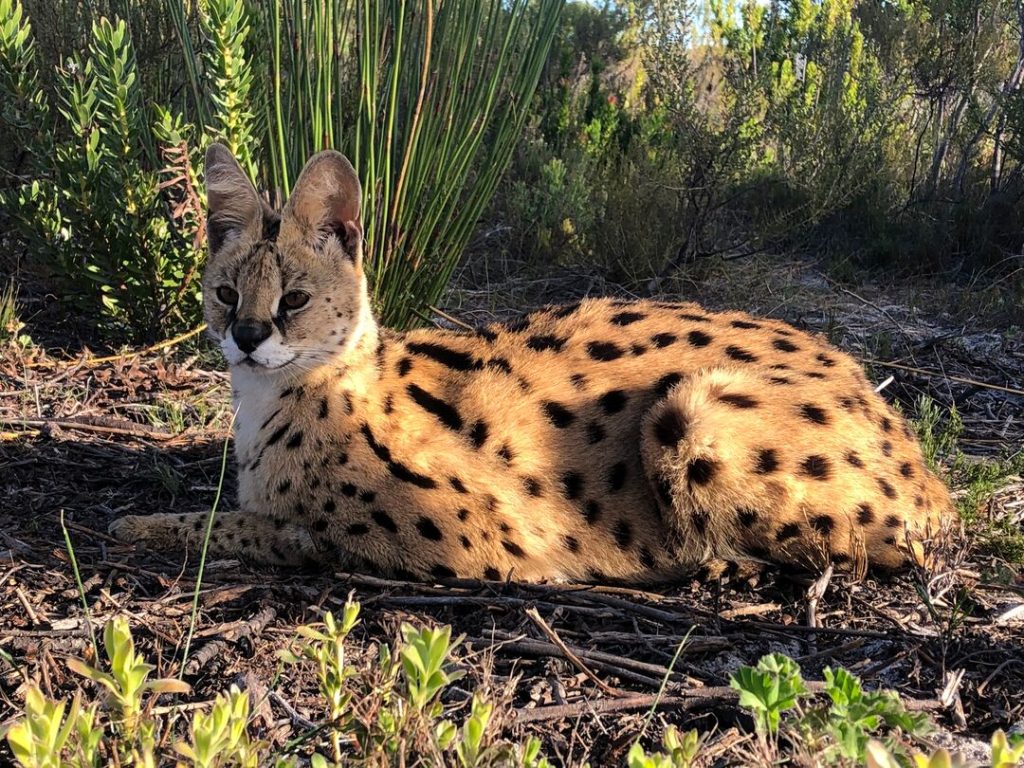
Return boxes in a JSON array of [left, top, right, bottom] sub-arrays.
[[730, 652, 809, 738], [4, 686, 102, 768], [175, 684, 262, 768], [66, 617, 189, 743], [627, 726, 701, 768]]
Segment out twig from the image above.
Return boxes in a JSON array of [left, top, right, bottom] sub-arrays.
[[512, 683, 944, 724], [1, 418, 175, 441], [860, 358, 1024, 398], [525, 608, 627, 697]]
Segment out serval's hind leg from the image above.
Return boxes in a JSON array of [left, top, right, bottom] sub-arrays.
[[640, 367, 948, 572]]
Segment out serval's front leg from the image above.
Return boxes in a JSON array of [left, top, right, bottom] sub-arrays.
[[108, 510, 322, 566]]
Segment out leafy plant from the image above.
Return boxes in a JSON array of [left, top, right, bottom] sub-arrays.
[[175, 685, 263, 768], [66, 616, 190, 745], [730, 652, 809, 738], [627, 726, 701, 768], [4, 687, 103, 768]]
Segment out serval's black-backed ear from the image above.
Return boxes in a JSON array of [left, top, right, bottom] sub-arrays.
[[204, 143, 267, 254], [283, 150, 363, 265]]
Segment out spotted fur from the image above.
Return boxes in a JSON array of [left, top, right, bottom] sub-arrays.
[[109, 146, 954, 582]]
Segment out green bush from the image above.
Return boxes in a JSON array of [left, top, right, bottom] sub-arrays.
[[0, 0, 564, 342]]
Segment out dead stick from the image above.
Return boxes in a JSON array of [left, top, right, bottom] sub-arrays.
[[525, 608, 628, 697], [861, 358, 1024, 398], [513, 684, 944, 724], [184, 606, 277, 676]]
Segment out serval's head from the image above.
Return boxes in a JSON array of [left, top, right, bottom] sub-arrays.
[[202, 144, 372, 377]]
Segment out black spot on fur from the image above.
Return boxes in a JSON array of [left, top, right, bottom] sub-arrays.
[[543, 401, 576, 428], [449, 477, 468, 493], [266, 424, 288, 446], [475, 326, 498, 342], [359, 490, 376, 503], [362, 424, 437, 488], [738, 508, 758, 527], [347, 523, 369, 536], [497, 444, 514, 463], [799, 404, 829, 424], [811, 515, 835, 534], [599, 389, 628, 414], [731, 319, 761, 329], [502, 540, 527, 558], [801, 455, 832, 480], [487, 357, 513, 374], [655, 372, 683, 397], [613, 520, 633, 548], [586, 421, 606, 443], [846, 451, 864, 468], [431, 564, 457, 580], [460, 534, 472, 549], [816, 353, 836, 368], [857, 504, 875, 524], [407, 342, 479, 371], [260, 408, 282, 431], [878, 478, 898, 499], [561, 471, 584, 500], [611, 311, 646, 326], [679, 312, 710, 322], [639, 547, 656, 569], [651, 332, 677, 348], [882, 440, 893, 457], [570, 373, 587, 389], [285, 431, 304, 449], [416, 517, 443, 541], [776, 523, 801, 542], [688, 458, 717, 485], [900, 462, 914, 478], [607, 462, 628, 491], [769, 376, 792, 385], [408, 384, 463, 431], [587, 341, 624, 361], [318, 397, 330, 419], [277, 479, 292, 494], [397, 357, 413, 376], [340, 483, 356, 497], [526, 334, 567, 352], [725, 345, 758, 363], [691, 509, 709, 535], [653, 408, 687, 446], [504, 315, 530, 332], [523, 477, 543, 497], [773, 338, 800, 352], [656, 477, 673, 506], [885, 514, 902, 528], [756, 448, 779, 474], [550, 302, 580, 318], [804, 371, 827, 380], [720, 393, 759, 409], [469, 420, 489, 448], [484, 567, 501, 580], [585, 500, 601, 524], [687, 329, 712, 347], [563, 535, 580, 553], [372, 510, 398, 533], [631, 343, 648, 356]]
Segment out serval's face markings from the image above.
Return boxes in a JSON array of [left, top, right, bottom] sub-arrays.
[[108, 144, 956, 584], [201, 144, 371, 379]]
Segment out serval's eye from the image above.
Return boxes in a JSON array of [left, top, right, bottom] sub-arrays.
[[215, 285, 238, 306], [281, 291, 309, 311]]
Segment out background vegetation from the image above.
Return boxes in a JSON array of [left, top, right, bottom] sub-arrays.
[[2, 0, 1024, 343]]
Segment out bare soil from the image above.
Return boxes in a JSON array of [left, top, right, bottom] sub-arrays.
[[2, 254, 1023, 765]]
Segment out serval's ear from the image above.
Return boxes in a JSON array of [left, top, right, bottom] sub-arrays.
[[283, 150, 363, 265], [204, 143, 271, 254]]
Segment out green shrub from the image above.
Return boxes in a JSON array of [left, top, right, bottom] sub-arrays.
[[0, 0, 564, 341]]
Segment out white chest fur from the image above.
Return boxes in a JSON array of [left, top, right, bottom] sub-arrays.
[[230, 369, 285, 467]]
